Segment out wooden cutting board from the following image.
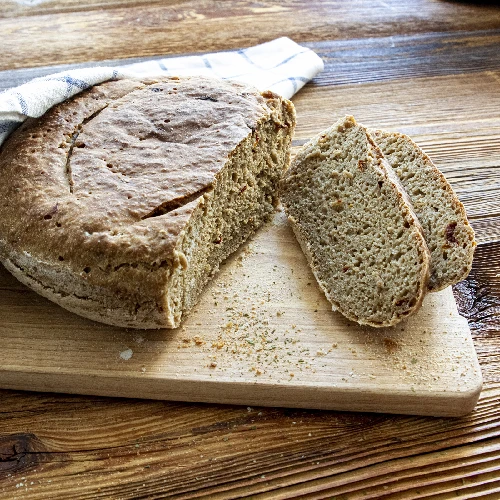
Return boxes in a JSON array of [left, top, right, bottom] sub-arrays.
[[0, 210, 482, 417]]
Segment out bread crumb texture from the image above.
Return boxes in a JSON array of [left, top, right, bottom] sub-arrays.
[[369, 129, 476, 291], [0, 77, 296, 328], [280, 115, 430, 327]]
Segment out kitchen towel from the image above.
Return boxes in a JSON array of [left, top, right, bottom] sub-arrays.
[[0, 37, 324, 146]]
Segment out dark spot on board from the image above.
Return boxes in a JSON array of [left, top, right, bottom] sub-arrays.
[[383, 337, 399, 354]]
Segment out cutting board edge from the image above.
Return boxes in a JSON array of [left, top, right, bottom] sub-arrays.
[[0, 366, 483, 417]]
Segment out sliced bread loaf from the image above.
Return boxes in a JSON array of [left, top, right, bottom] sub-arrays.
[[369, 129, 476, 291], [280, 115, 430, 327]]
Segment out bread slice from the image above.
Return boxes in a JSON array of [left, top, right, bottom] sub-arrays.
[[0, 76, 296, 329], [369, 129, 476, 291], [280, 115, 430, 327]]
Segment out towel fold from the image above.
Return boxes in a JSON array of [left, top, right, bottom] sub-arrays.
[[0, 37, 323, 146]]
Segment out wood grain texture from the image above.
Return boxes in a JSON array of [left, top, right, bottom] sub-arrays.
[[0, 0, 190, 18], [0, 388, 499, 499], [1, 0, 500, 498], [4, 29, 500, 91], [312, 30, 500, 87], [454, 242, 500, 387], [2, 0, 500, 71]]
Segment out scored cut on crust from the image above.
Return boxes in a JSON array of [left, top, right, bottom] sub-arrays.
[[280, 115, 430, 327], [0, 76, 296, 329]]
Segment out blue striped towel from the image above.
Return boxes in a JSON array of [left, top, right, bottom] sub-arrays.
[[0, 37, 323, 146]]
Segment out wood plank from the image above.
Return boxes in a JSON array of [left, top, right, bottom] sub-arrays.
[[312, 30, 500, 87], [455, 241, 500, 337], [3, 29, 500, 90], [0, 0, 188, 18], [2, 0, 500, 71], [0, 211, 482, 418], [0, 389, 498, 499]]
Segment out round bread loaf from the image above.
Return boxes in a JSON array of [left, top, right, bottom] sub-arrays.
[[0, 76, 296, 328]]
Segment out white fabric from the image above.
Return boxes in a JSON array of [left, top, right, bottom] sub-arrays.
[[0, 37, 323, 146]]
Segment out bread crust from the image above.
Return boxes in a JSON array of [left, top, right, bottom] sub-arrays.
[[0, 77, 296, 328]]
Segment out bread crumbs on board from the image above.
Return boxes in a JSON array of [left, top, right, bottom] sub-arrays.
[[165, 213, 478, 393], [172, 234, 353, 382]]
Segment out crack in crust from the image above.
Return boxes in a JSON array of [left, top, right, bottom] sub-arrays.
[[141, 186, 213, 220], [64, 130, 79, 193]]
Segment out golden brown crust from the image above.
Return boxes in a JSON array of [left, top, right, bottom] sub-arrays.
[[0, 76, 294, 328]]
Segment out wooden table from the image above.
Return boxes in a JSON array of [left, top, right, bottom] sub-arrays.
[[1, 0, 500, 498]]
